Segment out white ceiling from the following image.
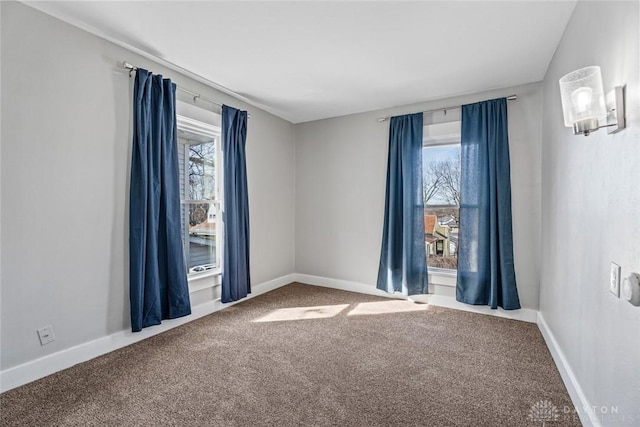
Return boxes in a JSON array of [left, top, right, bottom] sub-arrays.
[[25, 1, 577, 123]]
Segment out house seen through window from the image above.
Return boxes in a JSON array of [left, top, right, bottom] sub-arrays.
[[177, 115, 221, 276], [423, 120, 461, 272]]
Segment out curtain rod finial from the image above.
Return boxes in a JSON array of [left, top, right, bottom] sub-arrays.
[[123, 61, 136, 77]]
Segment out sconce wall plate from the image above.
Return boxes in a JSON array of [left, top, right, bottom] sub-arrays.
[[606, 85, 626, 134]]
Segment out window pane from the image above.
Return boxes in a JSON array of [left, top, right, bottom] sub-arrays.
[[188, 142, 215, 201], [177, 127, 219, 275], [423, 143, 460, 271], [424, 206, 459, 270], [182, 202, 218, 273]]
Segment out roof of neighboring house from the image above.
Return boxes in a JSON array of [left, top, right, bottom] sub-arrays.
[[438, 215, 456, 226], [435, 231, 448, 239], [424, 215, 437, 235], [189, 220, 216, 236]]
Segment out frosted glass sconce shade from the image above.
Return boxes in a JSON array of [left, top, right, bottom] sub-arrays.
[[559, 66, 606, 135]]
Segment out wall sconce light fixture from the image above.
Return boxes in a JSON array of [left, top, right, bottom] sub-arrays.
[[559, 66, 626, 136]]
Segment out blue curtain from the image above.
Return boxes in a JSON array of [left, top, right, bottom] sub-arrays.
[[221, 105, 251, 303], [377, 113, 427, 296], [456, 98, 520, 310], [129, 68, 191, 332]]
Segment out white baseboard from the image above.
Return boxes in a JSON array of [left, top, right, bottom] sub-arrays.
[[0, 274, 295, 393], [426, 294, 538, 323], [537, 312, 597, 427], [292, 273, 538, 323], [293, 274, 396, 299]]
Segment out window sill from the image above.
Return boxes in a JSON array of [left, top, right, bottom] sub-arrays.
[[188, 269, 221, 293], [429, 267, 457, 276], [428, 268, 457, 287]]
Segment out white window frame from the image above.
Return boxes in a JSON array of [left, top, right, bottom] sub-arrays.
[[423, 120, 461, 285], [176, 106, 223, 286]]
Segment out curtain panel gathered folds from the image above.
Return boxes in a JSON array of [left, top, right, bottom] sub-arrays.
[[221, 105, 251, 303], [129, 68, 191, 332], [377, 113, 428, 296], [456, 98, 521, 310]]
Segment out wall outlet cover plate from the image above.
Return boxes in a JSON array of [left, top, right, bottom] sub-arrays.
[[610, 262, 621, 297], [37, 325, 55, 346]]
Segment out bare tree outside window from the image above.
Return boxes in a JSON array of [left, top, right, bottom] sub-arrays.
[[187, 143, 215, 226], [435, 153, 461, 207], [423, 168, 441, 205], [423, 154, 461, 210]]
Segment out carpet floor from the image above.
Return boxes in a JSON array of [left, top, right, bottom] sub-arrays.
[[1, 283, 580, 426]]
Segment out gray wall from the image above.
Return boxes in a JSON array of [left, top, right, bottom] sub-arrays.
[[4, 4, 639, 417], [0, 2, 295, 371], [540, 1, 640, 421], [295, 82, 542, 309]]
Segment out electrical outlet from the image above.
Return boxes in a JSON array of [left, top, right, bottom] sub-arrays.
[[610, 263, 621, 297], [37, 325, 55, 346]]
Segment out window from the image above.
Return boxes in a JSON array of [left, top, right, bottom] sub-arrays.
[[423, 120, 461, 272], [177, 114, 222, 276]]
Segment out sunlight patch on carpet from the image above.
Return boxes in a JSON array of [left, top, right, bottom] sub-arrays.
[[253, 304, 350, 322], [347, 300, 430, 316]]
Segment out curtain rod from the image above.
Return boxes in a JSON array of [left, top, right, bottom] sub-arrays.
[[123, 61, 250, 117], [376, 95, 517, 123]]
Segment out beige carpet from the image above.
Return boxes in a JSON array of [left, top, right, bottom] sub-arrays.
[[0, 283, 580, 426]]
